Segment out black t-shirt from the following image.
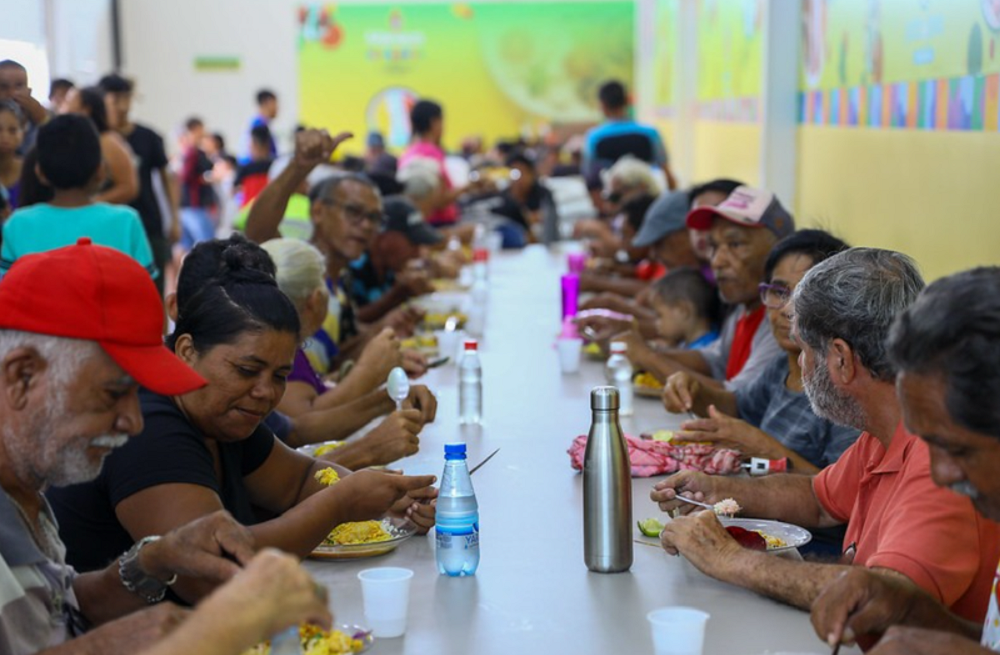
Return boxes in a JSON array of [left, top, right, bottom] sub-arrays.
[[47, 389, 275, 573], [489, 183, 553, 231], [125, 124, 169, 239]]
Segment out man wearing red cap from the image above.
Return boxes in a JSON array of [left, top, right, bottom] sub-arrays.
[[0, 239, 259, 654], [620, 186, 791, 392]]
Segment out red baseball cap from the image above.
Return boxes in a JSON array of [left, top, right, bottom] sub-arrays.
[[0, 239, 206, 395]]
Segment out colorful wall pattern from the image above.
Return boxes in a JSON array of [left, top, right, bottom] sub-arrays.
[[297, 2, 634, 152], [695, 0, 763, 122], [799, 0, 1000, 130]]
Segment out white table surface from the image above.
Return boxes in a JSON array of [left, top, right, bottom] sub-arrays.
[[305, 245, 855, 655]]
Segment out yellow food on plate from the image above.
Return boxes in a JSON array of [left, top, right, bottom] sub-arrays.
[[582, 342, 602, 355], [313, 442, 344, 457], [401, 334, 439, 351], [324, 520, 392, 546], [757, 531, 787, 550], [314, 467, 340, 486], [423, 312, 468, 329], [242, 624, 364, 655], [634, 372, 662, 389]]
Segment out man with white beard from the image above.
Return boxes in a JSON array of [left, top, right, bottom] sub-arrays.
[[0, 238, 259, 655], [648, 248, 1000, 636]]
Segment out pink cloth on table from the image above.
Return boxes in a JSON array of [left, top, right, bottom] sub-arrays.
[[567, 434, 742, 477]]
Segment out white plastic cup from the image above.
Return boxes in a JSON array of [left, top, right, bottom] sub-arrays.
[[358, 567, 414, 638], [435, 329, 463, 362], [556, 337, 583, 374], [646, 607, 709, 655]]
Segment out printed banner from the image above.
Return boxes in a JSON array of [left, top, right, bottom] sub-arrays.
[[297, 2, 635, 152]]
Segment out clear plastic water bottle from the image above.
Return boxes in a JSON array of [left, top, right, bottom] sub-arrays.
[[605, 341, 634, 416], [459, 339, 483, 425], [435, 443, 480, 576], [466, 250, 489, 337]]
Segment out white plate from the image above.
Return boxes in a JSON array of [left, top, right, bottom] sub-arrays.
[[718, 517, 811, 554]]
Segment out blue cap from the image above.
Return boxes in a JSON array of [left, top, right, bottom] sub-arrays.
[[444, 443, 467, 459]]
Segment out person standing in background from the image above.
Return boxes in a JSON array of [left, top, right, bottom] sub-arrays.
[[178, 117, 218, 253], [242, 89, 278, 162], [583, 79, 678, 191], [100, 74, 180, 297], [47, 77, 74, 113], [399, 99, 465, 227]]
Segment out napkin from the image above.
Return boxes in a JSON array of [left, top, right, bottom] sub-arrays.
[[567, 434, 742, 477]]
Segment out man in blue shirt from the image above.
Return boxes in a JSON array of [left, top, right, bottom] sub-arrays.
[[242, 89, 278, 162], [583, 80, 677, 191]]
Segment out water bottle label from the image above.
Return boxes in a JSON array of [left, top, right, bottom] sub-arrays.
[[435, 523, 480, 550]]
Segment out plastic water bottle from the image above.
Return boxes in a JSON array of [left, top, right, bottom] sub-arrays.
[[459, 339, 483, 425], [466, 250, 489, 337], [605, 341, 634, 416], [435, 443, 480, 576]]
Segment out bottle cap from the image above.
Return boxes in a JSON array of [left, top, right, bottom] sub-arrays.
[[444, 442, 467, 459], [473, 248, 489, 263], [463, 339, 478, 351], [591, 386, 620, 410], [610, 341, 627, 354]]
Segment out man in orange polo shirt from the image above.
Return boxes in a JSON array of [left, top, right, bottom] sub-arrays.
[[648, 249, 1000, 629], [811, 267, 1000, 654]]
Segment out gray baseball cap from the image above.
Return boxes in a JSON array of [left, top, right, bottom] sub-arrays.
[[632, 191, 692, 248]]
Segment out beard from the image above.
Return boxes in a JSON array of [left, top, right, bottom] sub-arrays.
[[803, 358, 868, 431], [3, 385, 129, 489]]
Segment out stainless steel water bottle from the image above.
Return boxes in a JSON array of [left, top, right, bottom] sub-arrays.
[[583, 386, 633, 573]]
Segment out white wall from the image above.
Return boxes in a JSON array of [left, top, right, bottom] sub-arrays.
[[118, 0, 301, 156]]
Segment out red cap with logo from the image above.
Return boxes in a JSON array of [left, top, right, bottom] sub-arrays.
[[686, 186, 795, 239], [0, 238, 206, 395]]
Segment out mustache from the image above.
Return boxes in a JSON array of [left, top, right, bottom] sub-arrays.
[[91, 434, 129, 449], [949, 480, 980, 500]]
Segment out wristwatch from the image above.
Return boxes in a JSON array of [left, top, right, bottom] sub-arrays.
[[118, 536, 177, 604]]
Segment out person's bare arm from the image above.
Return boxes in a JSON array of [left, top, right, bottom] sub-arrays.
[[95, 134, 139, 205], [281, 389, 394, 447], [73, 511, 254, 626], [662, 163, 679, 192], [158, 167, 181, 245], [651, 469, 837, 528], [244, 129, 351, 243]]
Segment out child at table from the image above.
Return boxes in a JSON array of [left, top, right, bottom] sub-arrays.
[[648, 267, 720, 349]]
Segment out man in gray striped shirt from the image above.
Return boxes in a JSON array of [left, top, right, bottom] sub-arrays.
[[0, 240, 255, 655]]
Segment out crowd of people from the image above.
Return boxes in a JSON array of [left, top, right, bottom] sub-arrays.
[[0, 55, 998, 655]]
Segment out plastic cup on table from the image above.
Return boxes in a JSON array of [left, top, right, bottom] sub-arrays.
[[556, 337, 583, 374], [646, 607, 709, 655], [358, 567, 414, 638]]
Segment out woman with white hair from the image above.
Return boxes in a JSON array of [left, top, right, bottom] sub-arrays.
[[261, 238, 437, 469]]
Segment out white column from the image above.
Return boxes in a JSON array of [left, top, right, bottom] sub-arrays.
[[758, 0, 802, 206]]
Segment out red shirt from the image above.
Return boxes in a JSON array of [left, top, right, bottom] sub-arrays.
[[814, 422, 1000, 623], [725, 305, 766, 380]]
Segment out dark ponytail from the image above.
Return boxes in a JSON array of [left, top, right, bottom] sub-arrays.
[[167, 247, 300, 353]]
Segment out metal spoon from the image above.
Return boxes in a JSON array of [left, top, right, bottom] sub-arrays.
[[672, 494, 715, 511]]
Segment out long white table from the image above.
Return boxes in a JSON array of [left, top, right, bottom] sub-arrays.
[[306, 245, 857, 655]]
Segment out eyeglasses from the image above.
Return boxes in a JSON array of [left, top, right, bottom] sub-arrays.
[[319, 199, 383, 226], [759, 282, 793, 309]]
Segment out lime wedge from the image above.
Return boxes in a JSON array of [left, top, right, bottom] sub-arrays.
[[637, 517, 665, 538]]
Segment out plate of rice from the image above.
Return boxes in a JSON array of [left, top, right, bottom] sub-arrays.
[[310, 517, 416, 560], [242, 623, 373, 655]]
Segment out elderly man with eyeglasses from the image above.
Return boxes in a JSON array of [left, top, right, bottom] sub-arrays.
[[649, 248, 1000, 640]]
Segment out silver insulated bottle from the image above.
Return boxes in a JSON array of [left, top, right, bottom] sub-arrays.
[[583, 386, 633, 572]]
